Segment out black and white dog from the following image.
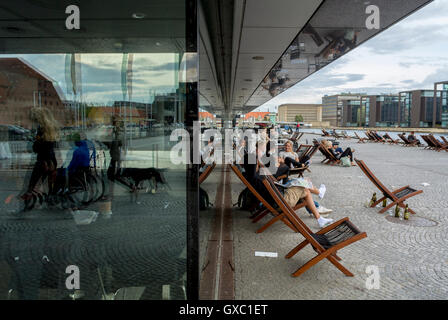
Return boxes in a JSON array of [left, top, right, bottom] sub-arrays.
[[117, 168, 170, 201]]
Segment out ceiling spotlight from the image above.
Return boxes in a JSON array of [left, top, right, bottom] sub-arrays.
[[155, 42, 162, 46], [252, 56, 264, 60], [132, 13, 146, 19]]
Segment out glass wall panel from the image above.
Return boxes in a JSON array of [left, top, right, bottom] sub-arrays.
[[0, 0, 193, 300]]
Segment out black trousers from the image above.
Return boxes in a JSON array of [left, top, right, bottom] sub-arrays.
[[338, 148, 353, 161], [284, 157, 307, 168]]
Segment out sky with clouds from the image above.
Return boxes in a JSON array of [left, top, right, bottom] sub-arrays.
[[0, 53, 180, 105], [255, 0, 448, 112]]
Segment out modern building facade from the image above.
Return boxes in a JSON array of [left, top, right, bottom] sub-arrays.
[[322, 93, 365, 126], [0, 0, 433, 301], [398, 89, 448, 128]]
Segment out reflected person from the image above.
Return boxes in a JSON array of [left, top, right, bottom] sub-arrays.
[[22, 107, 59, 201]]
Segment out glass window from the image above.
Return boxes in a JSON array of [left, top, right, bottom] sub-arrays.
[[0, 0, 194, 300]]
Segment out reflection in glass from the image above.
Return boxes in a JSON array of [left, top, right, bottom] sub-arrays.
[[0, 52, 188, 300]]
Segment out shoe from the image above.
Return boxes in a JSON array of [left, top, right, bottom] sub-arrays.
[[318, 184, 326, 199], [318, 217, 333, 228], [318, 206, 333, 214]]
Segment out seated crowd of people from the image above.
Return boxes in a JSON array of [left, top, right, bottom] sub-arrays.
[[231, 133, 334, 229]]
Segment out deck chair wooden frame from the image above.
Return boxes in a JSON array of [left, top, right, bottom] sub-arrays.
[[355, 159, 422, 214], [261, 177, 367, 277], [383, 133, 400, 144], [365, 131, 381, 143], [289, 132, 304, 143], [428, 134, 448, 152], [371, 132, 386, 143], [353, 132, 367, 143], [318, 142, 339, 164], [331, 130, 343, 139], [340, 131, 351, 139], [441, 136, 448, 145], [199, 163, 216, 184], [398, 134, 418, 147], [289, 131, 299, 141], [304, 144, 319, 162], [230, 164, 303, 233], [365, 131, 381, 142], [321, 129, 331, 137], [420, 135, 436, 150]]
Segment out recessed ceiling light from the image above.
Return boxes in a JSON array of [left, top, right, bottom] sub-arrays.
[[252, 56, 264, 60], [155, 42, 162, 46], [132, 13, 146, 19]]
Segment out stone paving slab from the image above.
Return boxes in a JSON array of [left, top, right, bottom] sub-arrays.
[[231, 133, 448, 300]]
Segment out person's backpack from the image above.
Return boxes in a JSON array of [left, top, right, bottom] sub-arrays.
[[200, 187, 211, 210], [236, 187, 257, 210]]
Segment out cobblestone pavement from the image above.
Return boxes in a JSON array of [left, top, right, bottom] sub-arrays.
[[0, 169, 187, 300], [230, 133, 448, 300]]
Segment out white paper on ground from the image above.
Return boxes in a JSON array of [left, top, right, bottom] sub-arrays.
[[255, 251, 278, 258], [421, 182, 430, 187]]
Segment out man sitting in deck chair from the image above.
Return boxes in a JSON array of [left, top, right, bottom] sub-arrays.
[[407, 131, 421, 145], [324, 140, 356, 166]]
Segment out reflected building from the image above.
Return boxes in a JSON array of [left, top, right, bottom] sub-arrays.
[[0, 58, 73, 128]]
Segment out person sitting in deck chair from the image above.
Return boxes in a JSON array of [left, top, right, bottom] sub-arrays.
[[254, 166, 333, 228], [253, 143, 333, 226], [278, 140, 309, 169], [407, 131, 421, 145], [324, 140, 356, 166]]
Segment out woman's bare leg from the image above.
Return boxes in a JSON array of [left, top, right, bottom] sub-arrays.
[[303, 189, 321, 219]]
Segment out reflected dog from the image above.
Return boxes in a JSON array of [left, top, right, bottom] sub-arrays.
[[117, 168, 170, 202]]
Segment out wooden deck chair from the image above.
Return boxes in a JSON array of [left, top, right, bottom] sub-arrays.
[[371, 132, 386, 143], [321, 129, 330, 137], [199, 163, 216, 184], [318, 141, 339, 165], [353, 132, 367, 143], [341, 131, 351, 139], [303, 144, 319, 162], [331, 130, 343, 139], [289, 131, 299, 141], [441, 136, 448, 146], [229, 164, 302, 233], [383, 133, 400, 144], [420, 135, 437, 150], [355, 159, 422, 214], [428, 134, 448, 152], [261, 176, 367, 277], [289, 132, 304, 143], [398, 134, 418, 147], [366, 131, 382, 143]]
